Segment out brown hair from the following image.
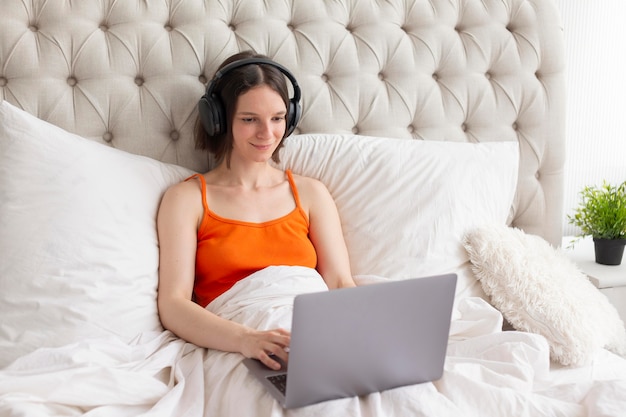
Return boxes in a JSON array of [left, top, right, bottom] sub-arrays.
[[195, 51, 291, 166]]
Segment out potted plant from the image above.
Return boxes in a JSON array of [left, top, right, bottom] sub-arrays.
[[567, 180, 626, 265]]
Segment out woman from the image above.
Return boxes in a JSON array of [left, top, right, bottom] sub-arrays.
[[156, 51, 355, 371]]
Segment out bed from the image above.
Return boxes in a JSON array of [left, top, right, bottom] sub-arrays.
[[1, 0, 626, 416]]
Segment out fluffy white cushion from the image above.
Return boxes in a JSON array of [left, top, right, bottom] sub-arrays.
[[463, 224, 626, 366], [274, 134, 519, 300], [0, 101, 194, 367]]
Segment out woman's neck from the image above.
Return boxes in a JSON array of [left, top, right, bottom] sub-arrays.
[[211, 160, 282, 189]]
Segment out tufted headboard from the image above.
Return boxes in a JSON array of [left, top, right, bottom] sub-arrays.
[[0, 0, 565, 245]]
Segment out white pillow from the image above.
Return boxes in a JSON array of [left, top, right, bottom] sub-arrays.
[[274, 134, 519, 300], [463, 224, 626, 366], [0, 101, 194, 367]]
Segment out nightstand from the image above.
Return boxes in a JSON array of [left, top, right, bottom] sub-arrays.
[[562, 236, 626, 326]]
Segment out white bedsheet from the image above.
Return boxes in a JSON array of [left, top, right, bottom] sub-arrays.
[[1, 266, 625, 416]]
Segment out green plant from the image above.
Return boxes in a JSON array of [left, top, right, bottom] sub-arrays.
[[567, 180, 626, 241]]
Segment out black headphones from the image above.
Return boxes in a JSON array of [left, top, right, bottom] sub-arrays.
[[198, 57, 302, 137]]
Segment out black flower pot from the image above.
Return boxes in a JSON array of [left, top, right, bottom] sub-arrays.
[[593, 238, 626, 265]]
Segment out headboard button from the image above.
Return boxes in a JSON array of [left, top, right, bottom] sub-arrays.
[[103, 132, 113, 143], [170, 130, 180, 141], [135, 77, 144, 86], [67, 77, 77, 87], [0, 77, 7, 87]]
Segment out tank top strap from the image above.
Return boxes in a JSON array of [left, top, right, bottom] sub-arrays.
[[285, 170, 303, 210], [185, 174, 209, 214]]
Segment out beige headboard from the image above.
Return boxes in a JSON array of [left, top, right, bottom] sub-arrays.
[[0, 0, 565, 245]]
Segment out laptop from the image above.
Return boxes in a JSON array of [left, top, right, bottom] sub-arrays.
[[242, 273, 457, 408]]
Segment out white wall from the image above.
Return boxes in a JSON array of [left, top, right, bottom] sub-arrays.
[[555, 0, 626, 236]]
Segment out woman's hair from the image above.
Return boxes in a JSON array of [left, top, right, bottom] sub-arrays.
[[195, 51, 291, 166]]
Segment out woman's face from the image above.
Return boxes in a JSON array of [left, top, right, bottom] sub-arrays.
[[230, 85, 287, 164]]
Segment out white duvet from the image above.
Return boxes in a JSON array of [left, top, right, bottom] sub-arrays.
[[1, 266, 625, 417]]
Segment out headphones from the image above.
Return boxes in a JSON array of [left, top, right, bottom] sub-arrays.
[[198, 57, 302, 137]]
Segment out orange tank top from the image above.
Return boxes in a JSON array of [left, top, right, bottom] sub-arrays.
[[189, 170, 318, 307]]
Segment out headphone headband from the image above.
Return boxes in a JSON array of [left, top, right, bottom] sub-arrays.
[[198, 57, 302, 137], [206, 57, 301, 102]]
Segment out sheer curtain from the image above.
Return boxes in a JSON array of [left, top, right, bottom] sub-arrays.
[[556, 0, 626, 236]]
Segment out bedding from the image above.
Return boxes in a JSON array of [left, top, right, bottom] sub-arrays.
[[2, 104, 626, 416], [274, 133, 520, 301], [464, 224, 626, 366], [0, 101, 193, 367], [2, 266, 626, 416]]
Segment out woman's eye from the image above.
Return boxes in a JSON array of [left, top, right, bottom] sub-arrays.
[[239, 117, 284, 123]]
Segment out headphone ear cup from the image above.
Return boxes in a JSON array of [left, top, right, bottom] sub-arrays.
[[198, 93, 225, 137], [285, 99, 302, 137]]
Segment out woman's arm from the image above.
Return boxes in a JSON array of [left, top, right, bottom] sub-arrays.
[[156, 181, 289, 370], [297, 176, 356, 289]]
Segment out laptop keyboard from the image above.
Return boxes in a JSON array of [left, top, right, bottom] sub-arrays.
[[267, 374, 287, 395]]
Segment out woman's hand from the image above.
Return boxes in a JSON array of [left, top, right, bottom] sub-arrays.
[[240, 328, 291, 370]]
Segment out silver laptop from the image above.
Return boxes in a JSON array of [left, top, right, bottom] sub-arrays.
[[242, 273, 457, 409]]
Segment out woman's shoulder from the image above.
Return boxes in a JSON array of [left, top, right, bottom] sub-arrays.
[[289, 172, 334, 213], [289, 171, 328, 194], [160, 175, 204, 210], [166, 174, 202, 194]]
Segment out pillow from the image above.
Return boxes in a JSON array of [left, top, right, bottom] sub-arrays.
[[273, 134, 519, 300], [463, 224, 626, 366], [0, 101, 194, 367]]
